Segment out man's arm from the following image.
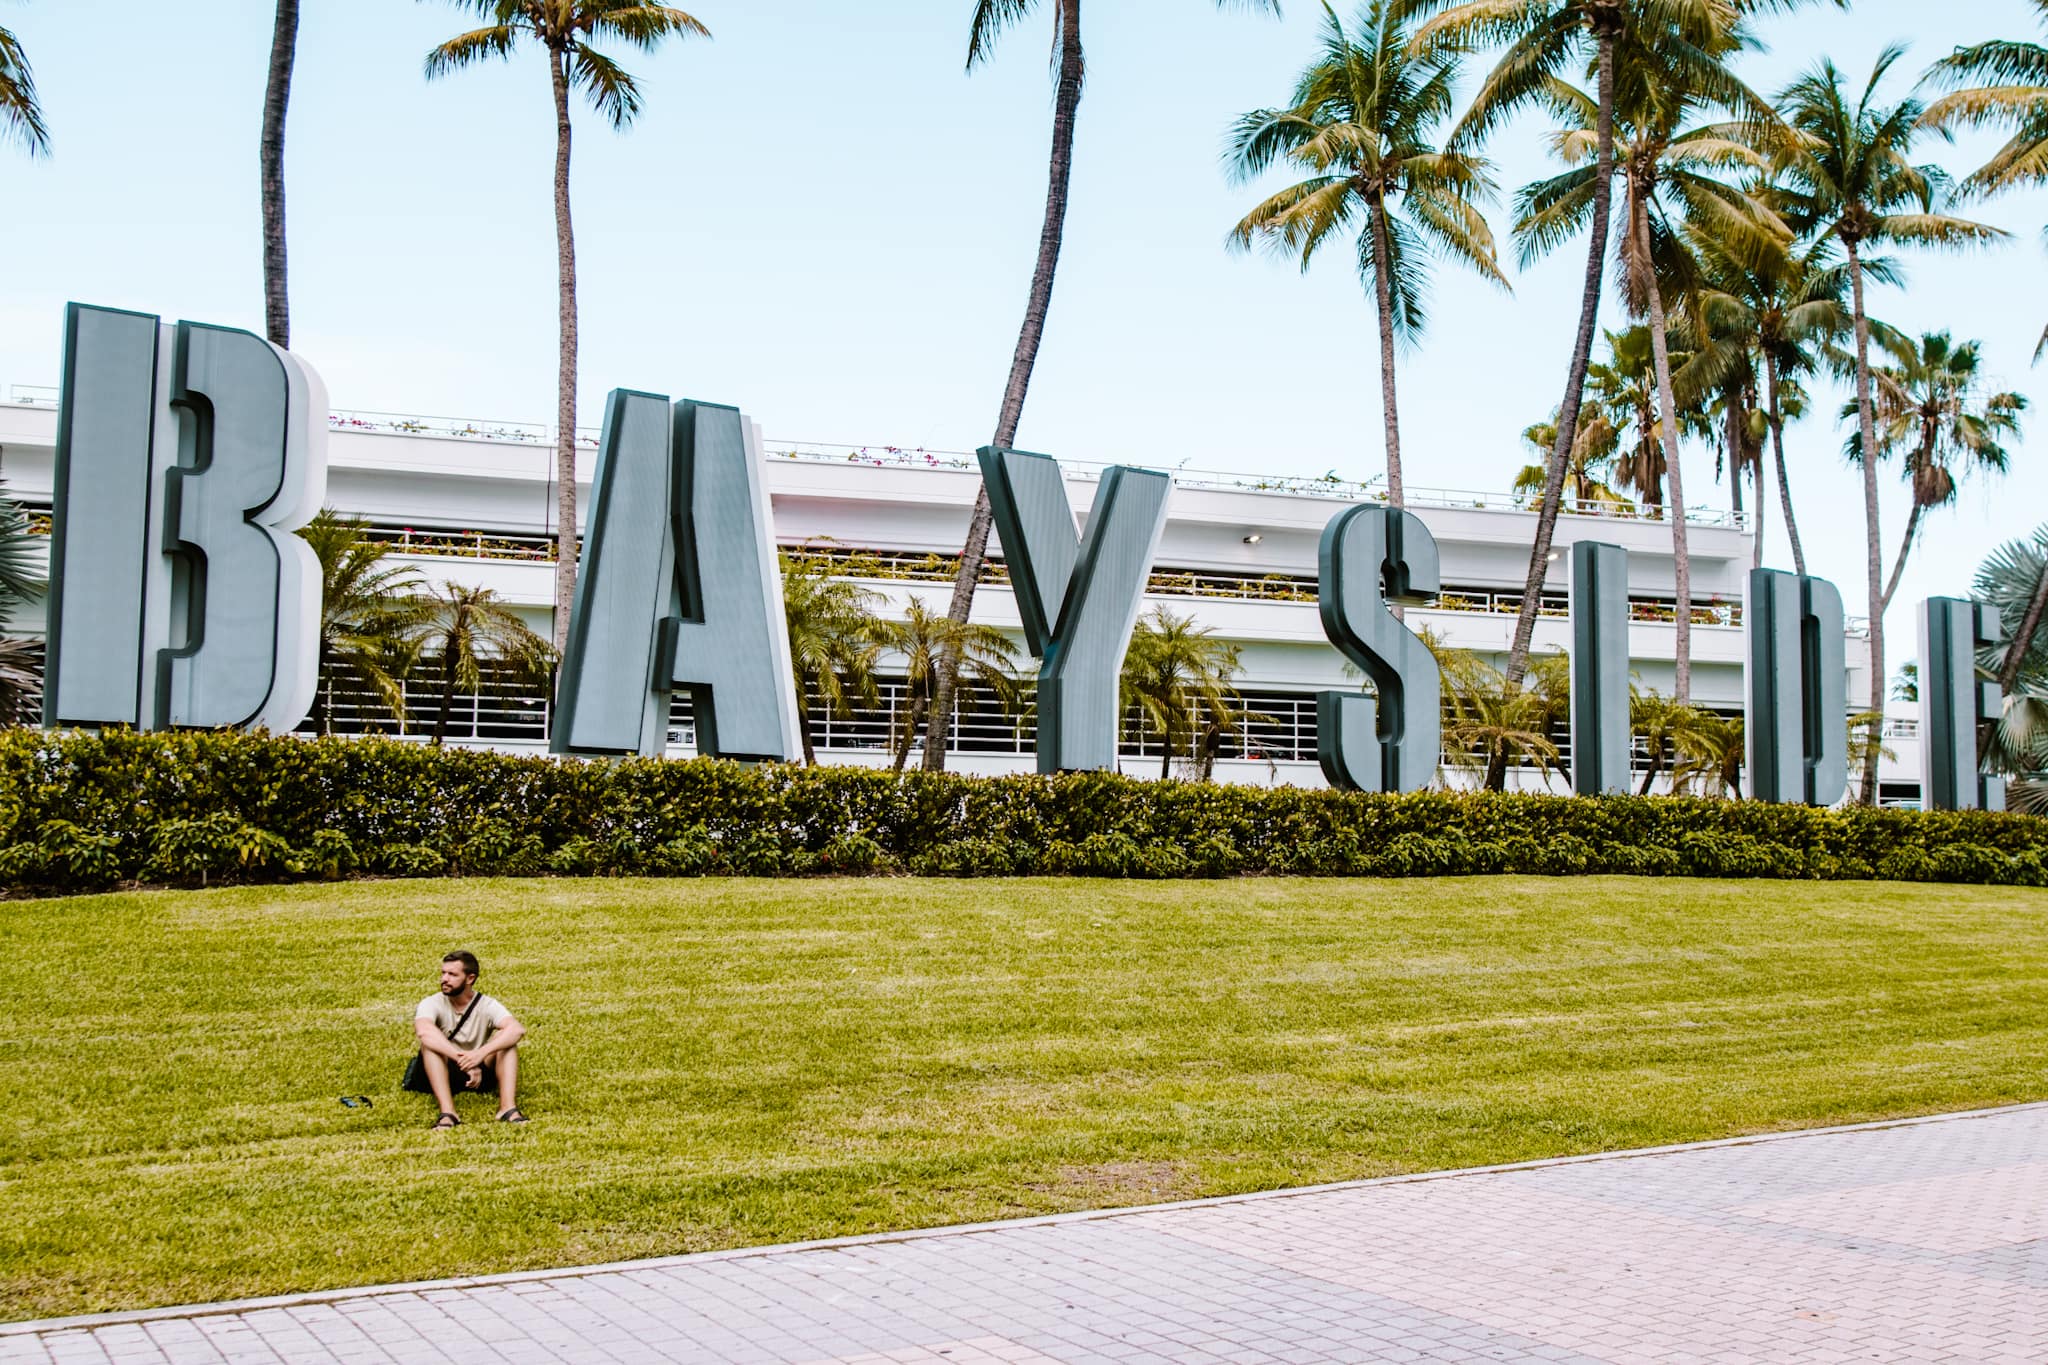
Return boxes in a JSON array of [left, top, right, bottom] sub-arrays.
[[455, 1014, 525, 1071], [415, 1016, 465, 1061]]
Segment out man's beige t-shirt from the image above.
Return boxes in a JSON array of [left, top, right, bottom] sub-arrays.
[[416, 993, 510, 1049]]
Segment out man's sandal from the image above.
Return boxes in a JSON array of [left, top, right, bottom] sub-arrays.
[[431, 1112, 460, 1130], [496, 1107, 529, 1123]]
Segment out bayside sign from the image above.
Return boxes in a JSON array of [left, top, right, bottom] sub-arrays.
[[40, 304, 2005, 811]]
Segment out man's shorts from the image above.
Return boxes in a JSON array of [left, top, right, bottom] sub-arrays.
[[403, 1052, 498, 1096]]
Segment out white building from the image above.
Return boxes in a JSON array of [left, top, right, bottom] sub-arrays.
[[0, 383, 1920, 801]]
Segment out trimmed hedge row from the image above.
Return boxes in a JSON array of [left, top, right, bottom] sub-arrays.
[[0, 729, 2042, 894]]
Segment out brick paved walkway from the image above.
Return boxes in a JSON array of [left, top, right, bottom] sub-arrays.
[[6, 1105, 2047, 1363]]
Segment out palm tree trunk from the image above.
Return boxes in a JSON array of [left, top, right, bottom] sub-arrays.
[[260, 0, 298, 350], [548, 48, 581, 655], [313, 640, 330, 734], [1846, 236, 1884, 804], [797, 696, 817, 766], [1748, 395, 1766, 570], [894, 693, 928, 774], [1487, 26, 1616, 792], [1724, 388, 1744, 525], [922, 0, 1085, 774], [1641, 213, 1691, 705], [1880, 500, 1923, 614], [1763, 350, 1806, 576], [1999, 552, 2048, 694], [1368, 197, 1403, 506], [433, 647, 458, 747]]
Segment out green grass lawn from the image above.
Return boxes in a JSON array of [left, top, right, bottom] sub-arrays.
[[5, 876, 2048, 1320]]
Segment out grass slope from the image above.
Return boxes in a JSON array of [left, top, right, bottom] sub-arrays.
[[4, 876, 2047, 1319]]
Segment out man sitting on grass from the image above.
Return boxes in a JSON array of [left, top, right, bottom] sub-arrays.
[[406, 950, 527, 1128]]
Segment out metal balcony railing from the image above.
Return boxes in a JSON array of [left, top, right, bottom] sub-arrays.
[[10, 390, 1749, 529]]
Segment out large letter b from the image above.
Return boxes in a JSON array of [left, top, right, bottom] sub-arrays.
[[45, 304, 326, 732]]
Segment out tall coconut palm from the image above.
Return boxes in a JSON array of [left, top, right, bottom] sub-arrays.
[[1415, 0, 1815, 703], [1587, 324, 1679, 515], [880, 598, 1022, 774], [261, 0, 300, 348], [1923, 0, 2048, 361], [921, 0, 1279, 774], [1227, 0, 1506, 508], [423, 0, 709, 653], [408, 583, 557, 746], [0, 5, 48, 155], [1775, 45, 2008, 802], [1681, 229, 1869, 575], [1120, 606, 1249, 779], [298, 511, 436, 734], [1842, 332, 2027, 614], [781, 554, 887, 766], [1513, 31, 1784, 708]]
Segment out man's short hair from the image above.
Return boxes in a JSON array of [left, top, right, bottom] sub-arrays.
[[444, 950, 480, 977]]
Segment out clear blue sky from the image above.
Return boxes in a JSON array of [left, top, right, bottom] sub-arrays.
[[2, 0, 2044, 663]]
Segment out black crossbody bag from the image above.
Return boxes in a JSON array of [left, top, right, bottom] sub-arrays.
[[401, 993, 484, 1092]]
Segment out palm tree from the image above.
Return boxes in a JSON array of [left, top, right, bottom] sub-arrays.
[[261, 0, 300, 348], [1416, 0, 1815, 701], [878, 599, 1021, 773], [1227, 0, 1507, 507], [423, 0, 709, 653], [1512, 28, 1784, 707], [922, 0, 1279, 773], [1975, 528, 2048, 808], [0, 4, 48, 155], [1775, 45, 2008, 803], [1673, 708, 1743, 796], [0, 478, 41, 721], [1121, 606, 1249, 779], [781, 554, 886, 766], [408, 583, 557, 746], [1631, 687, 1697, 795], [1512, 410, 1629, 510], [1682, 229, 1869, 576], [1587, 325, 1679, 515], [1923, 0, 2048, 360], [298, 512, 435, 734], [1435, 642, 1567, 788], [1844, 332, 2027, 615]]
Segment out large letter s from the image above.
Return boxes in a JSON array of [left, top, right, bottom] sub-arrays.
[[1316, 505, 1440, 792]]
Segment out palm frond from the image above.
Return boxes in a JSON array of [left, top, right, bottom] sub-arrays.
[[0, 20, 49, 156], [571, 42, 643, 128], [423, 23, 519, 80]]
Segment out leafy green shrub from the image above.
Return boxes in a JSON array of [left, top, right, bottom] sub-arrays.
[[1, 730, 2046, 892], [37, 820, 122, 891], [375, 843, 447, 878], [1930, 844, 2012, 884], [819, 832, 888, 874], [143, 813, 293, 886], [299, 830, 359, 880]]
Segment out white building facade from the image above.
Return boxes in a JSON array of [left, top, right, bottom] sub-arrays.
[[0, 383, 1920, 801]]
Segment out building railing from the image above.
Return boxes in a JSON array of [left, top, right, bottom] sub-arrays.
[[766, 439, 1746, 529], [9, 389, 1750, 529], [312, 409, 1747, 529]]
